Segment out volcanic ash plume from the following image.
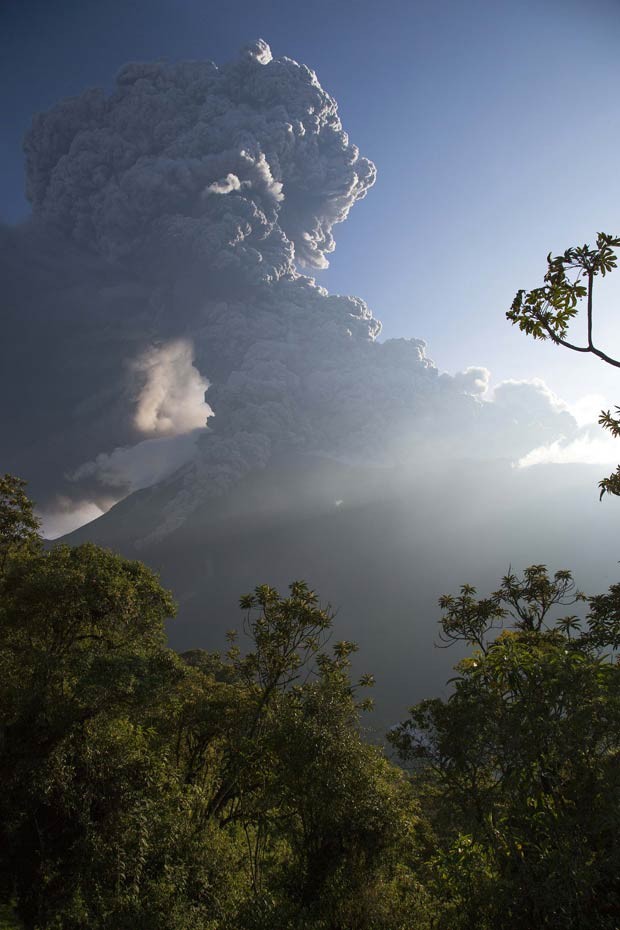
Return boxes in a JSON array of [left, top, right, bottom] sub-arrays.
[[0, 40, 577, 534], [24, 37, 375, 280]]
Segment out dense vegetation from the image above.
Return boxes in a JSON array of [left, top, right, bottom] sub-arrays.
[[1, 474, 620, 929]]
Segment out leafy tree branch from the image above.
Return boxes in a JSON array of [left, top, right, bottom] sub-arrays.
[[507, 232, 620, 497]]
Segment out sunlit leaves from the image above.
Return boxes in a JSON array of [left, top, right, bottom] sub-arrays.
[[392, 563, 620, 928], [507, 232, 620, 344], [437, 565, 585, 649], [508, 234, 620, 502]]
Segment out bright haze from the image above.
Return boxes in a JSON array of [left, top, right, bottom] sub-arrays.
[[2, 0, 620, 717]]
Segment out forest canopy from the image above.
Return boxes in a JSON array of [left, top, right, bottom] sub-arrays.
[[1, 475, 620, 929]]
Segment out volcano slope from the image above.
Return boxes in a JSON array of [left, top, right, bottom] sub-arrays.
[[62, 453, 620, 728]]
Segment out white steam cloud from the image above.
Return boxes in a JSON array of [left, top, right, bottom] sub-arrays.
[[518, 432, 619, 469], [132, 341, 211, 436]]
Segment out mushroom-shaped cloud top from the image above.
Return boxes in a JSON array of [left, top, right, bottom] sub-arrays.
[[242, 38, 273, 64], [24, 40, 376, 282]]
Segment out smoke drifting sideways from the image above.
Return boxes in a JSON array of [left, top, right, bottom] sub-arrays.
[[0, 40, 580, 538]]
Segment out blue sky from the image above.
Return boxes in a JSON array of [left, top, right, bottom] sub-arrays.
[[2, 0, 620, 406]]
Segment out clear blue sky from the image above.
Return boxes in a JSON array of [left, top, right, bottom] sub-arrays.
[[2, 0, 620, 406]]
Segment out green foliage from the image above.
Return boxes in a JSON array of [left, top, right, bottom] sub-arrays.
[[169, 582, 420, 930], [0, 478, 420, 930], [507, 233, 620, 498], [0, 902, 22, 930], [438, 565, 585, 647], [392, 565, 620, 929], [0, 474, 40, 571], [6, 475, 620, 928], [507, 232, 620, 347]]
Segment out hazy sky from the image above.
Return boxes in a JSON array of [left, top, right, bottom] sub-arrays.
[[2, 0, 619, 407]]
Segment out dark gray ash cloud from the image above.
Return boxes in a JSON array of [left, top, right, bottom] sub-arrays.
[[0, 40, 579, 536], [24, 37, 375, 279]]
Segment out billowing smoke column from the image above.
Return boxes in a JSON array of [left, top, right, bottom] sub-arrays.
[[1, 40, 577, 534], [24, 38, 375, 279]]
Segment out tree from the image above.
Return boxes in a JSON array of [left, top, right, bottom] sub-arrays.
[[391, 566, 620, 929], [171, 584, 421, 930], [0, 543, 192, 928], [0, 474, 40, 572], [0, 477, 423, 930], [507, 233, 620, 496], [0, 478, 237, 930]]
